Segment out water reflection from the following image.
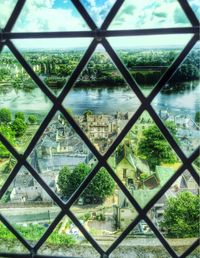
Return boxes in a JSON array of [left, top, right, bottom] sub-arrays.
[[0, 87, 51, 114], [64, 86, 140, 115], [154, 81, 200, 119], [0, 82, 199, 115]]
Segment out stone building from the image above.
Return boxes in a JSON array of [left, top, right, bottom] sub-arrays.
[[10, 169, 54, 203]]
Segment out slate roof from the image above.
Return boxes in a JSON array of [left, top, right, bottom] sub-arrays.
[[13, 172, 34, 188], [115, 144, 150, 173], [38, 154, 87, 171]]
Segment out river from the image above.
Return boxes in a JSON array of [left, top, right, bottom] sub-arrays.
[[0, 81, 199, 118]]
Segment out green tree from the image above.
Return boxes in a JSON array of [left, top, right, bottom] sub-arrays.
[[15, 112, 25, 122], [57, 165, 79, 198], [12, 118, 27, 137], [161, 192, 200, 238], [0, 126, 15, 158], [138, 124, 177, 169], [28, 114, 37, 124], [165, 121, 177, 136], [84, 110, 93, 118], [0, 68, 10, 80], [58, 163, 115, 203], [85, 167, 115, 203], [0, 108, 12, 124], [195, 111, 200, 124]]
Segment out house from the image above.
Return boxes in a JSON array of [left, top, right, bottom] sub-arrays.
[[10, 170, 54, 203], [37, 154, 88, 172], [76, 112, 131, 153], [36, 114, 89, 157], [113, 143, 150, 187]]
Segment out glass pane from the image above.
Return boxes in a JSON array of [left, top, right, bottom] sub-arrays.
[[38, 215, 99, 257], [188, 0, 200, 20], [63, 45, 140, 154], [13, 0, 90, 32], [108, 34, 192, 96], [13, 38, 92, 96], [110, 222, 170, 258], [0, 222, 28, 254], [0, 167, 61, 245], [108, 111, 181, 208], [0, 0, 18, 29], [80, 0, 116, 27], [70, 168, 138, 250], [148, 170, 199, 256], [28, 112, 97, 202], [0, 46, 53, 154], [109, 0, 191, 30], [188, 246, 200, 258], [0, 140, 16, 189], [152, 42, 200, 157], [192, 156, 200, 175]]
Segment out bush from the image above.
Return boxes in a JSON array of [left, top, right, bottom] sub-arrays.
[[0, 126, 15, 158], [15, 112, 25, 122], [80, 212, 91, 222], [12, 118, 27, 137], [0, 108, 12, 124], [28, 114, 38, 124], [161, 191, 200, 238]]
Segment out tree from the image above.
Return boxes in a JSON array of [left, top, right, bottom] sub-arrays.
[[195, 111, 200, 124], [57, 163, 115, 203], [0, 108, 12, 124], [57, 166, 73, 198], [28, 114, 37, 124], [138, 124, 177, 169], [84, 110, 93, 118], [164, 121, 177, 136], [161, 192, 200, 238], [15, 112, 25, 122], [84, 167, 115, 203], [0, 126, 15, 158], [12, 118, 27, 137]]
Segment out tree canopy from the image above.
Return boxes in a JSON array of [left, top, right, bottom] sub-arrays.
[[195, 111, 200, 124], [0, 108, 12, 124], [161, 191, 200, 238], [57, 163, 115, 203], [12, 118, 27, 137], [28, 114, 37, 124], [0, 126, 15, 158], [15, 112, 25, 122], [138, 124, 177, 169]]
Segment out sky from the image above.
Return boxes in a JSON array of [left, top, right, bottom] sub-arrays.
[[109, 0, 192, 30], [0, 0, 197, 49]]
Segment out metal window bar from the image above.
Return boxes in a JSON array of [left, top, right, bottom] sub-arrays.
[[0, 0, 199, 257]]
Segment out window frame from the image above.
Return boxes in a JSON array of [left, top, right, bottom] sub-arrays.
[[0, 0, 199, 257]]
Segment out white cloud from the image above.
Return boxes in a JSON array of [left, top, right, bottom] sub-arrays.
[[0, 0, 18, 28], [12, 0, 89, 32], [109, 0, 191, 30], [82, 0, 115, 26]]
